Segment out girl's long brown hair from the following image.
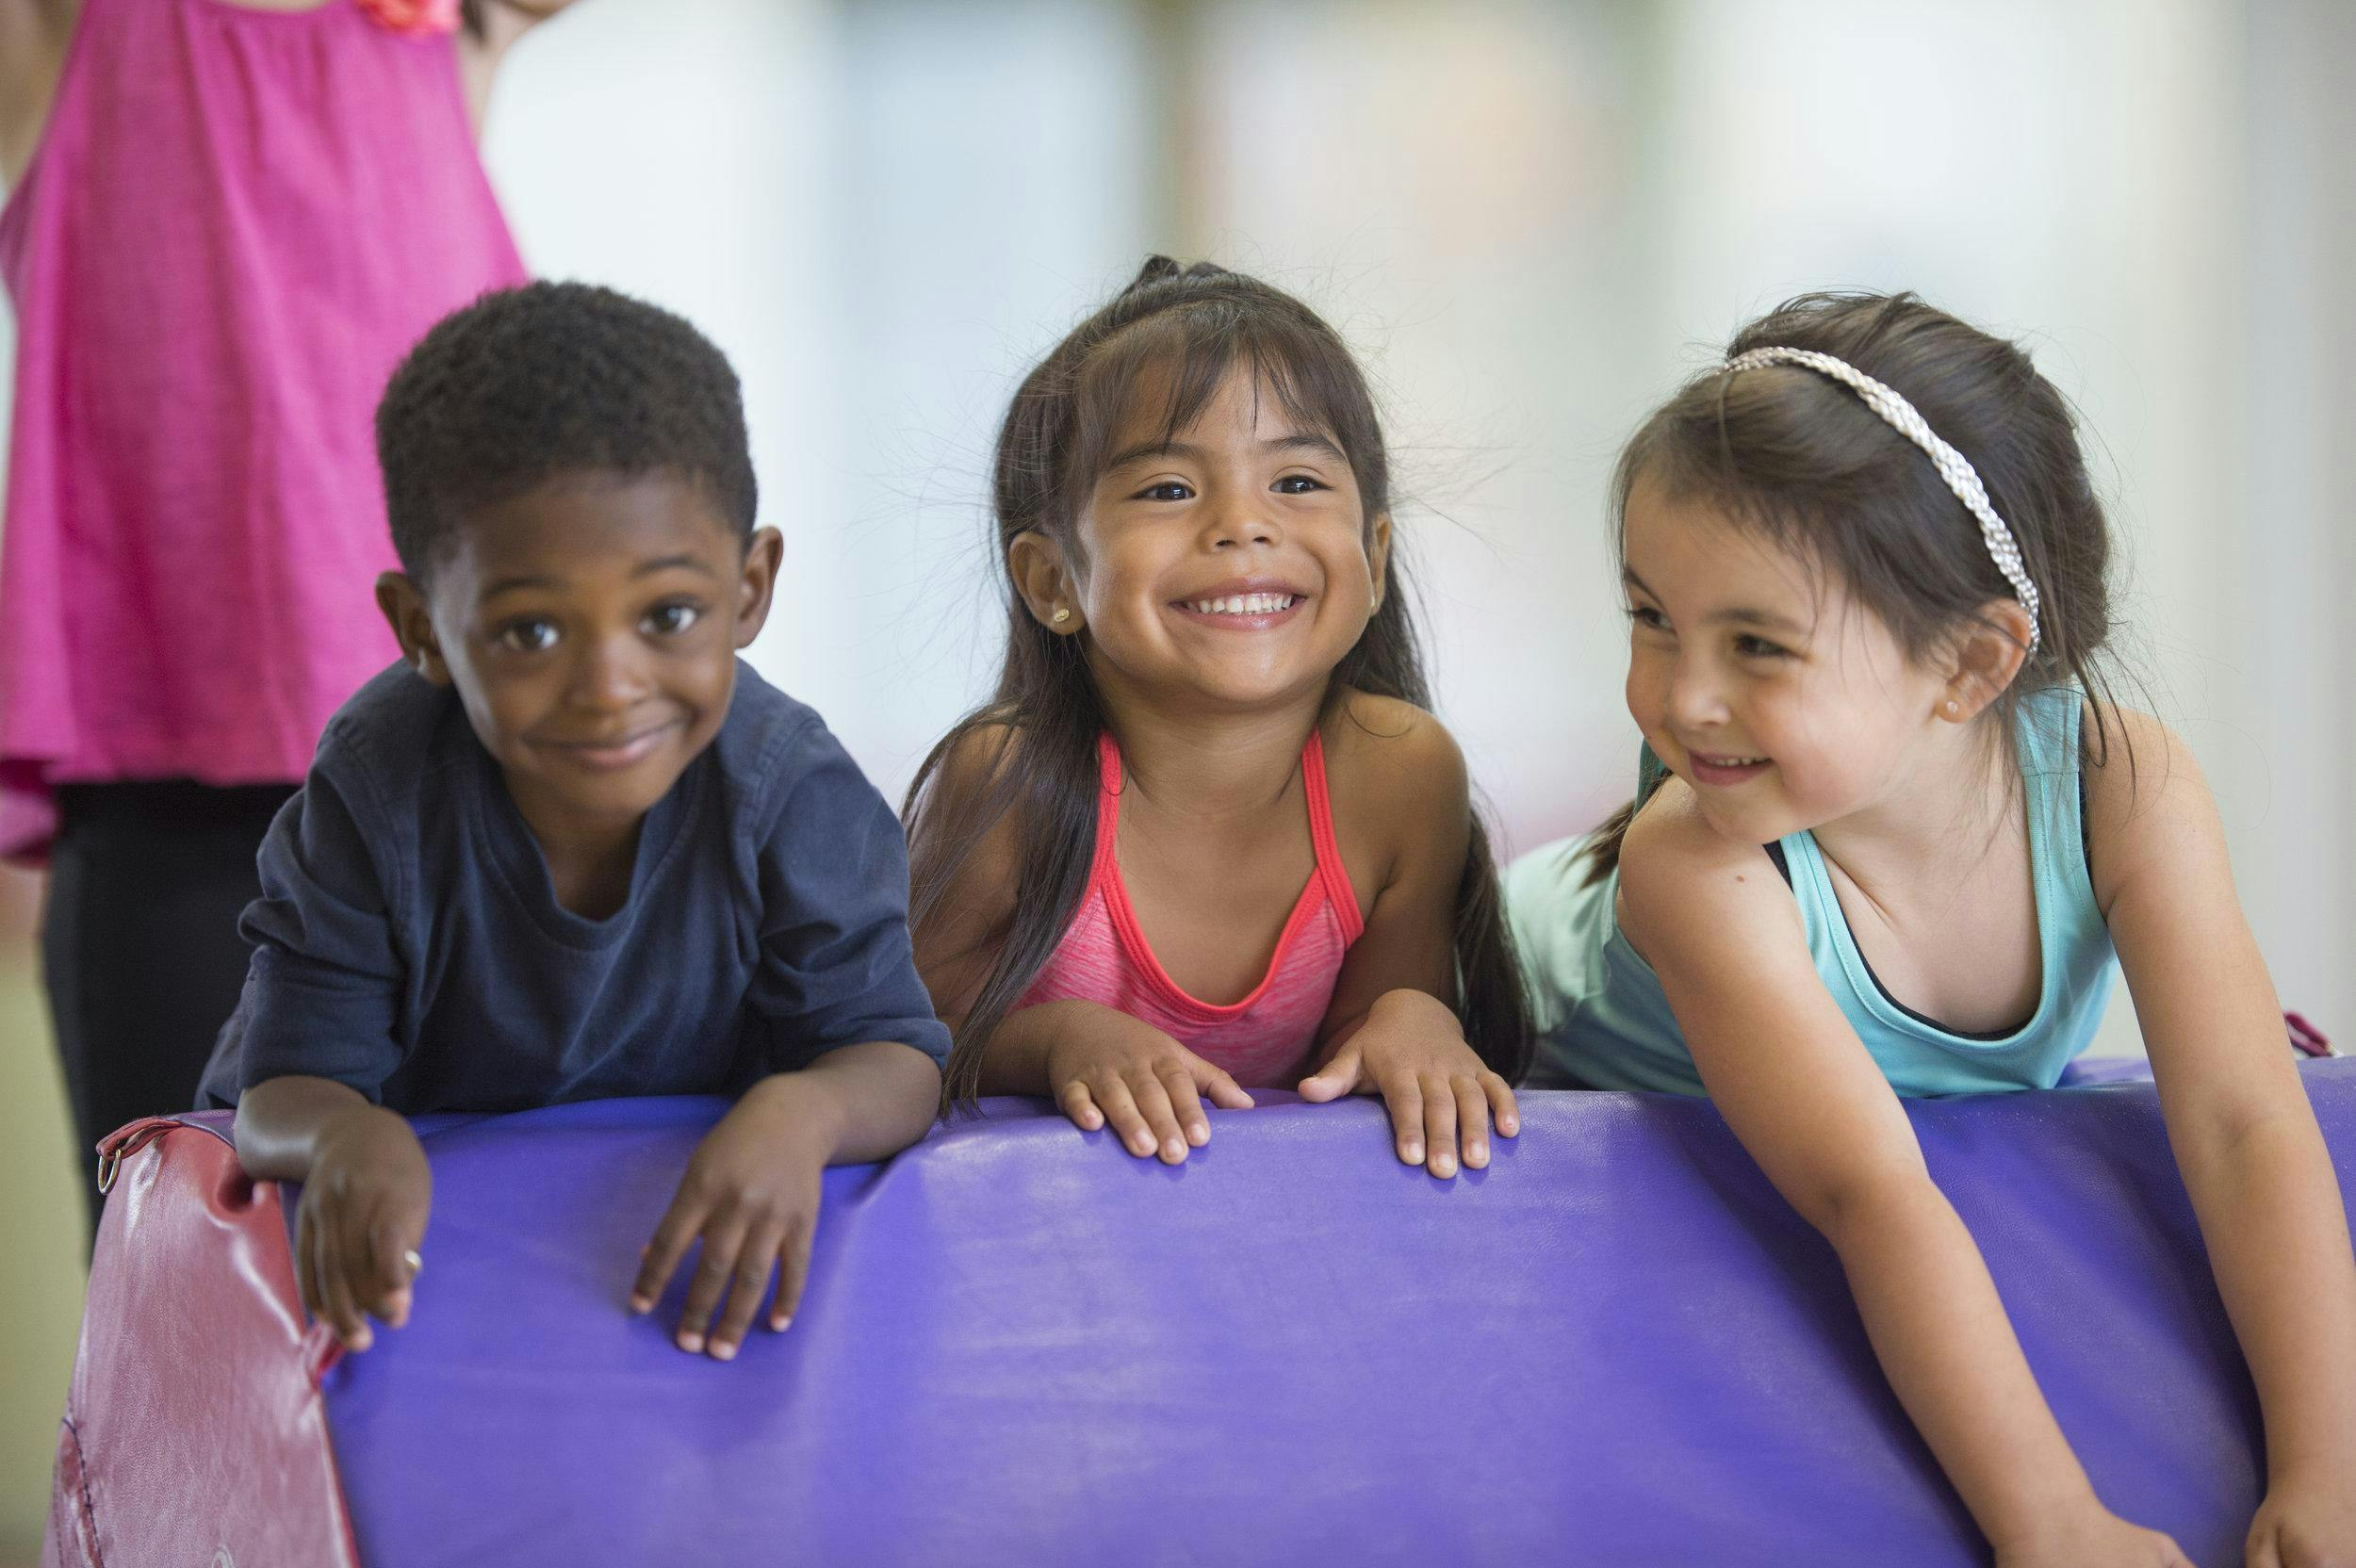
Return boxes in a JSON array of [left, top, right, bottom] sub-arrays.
[[907, 257, 1532, 1103]]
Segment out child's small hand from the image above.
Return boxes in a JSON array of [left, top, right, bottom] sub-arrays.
[[2247, 1476, 2356, 1568], [630, 1074, 827, 1361], [1994, 1506, 2191, 1568], [1297, 988, 1518, 1179], [294, 1105, 431, 1352], [1045, 1016, 1255, 1164]]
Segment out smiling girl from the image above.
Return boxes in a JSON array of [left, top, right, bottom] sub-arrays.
[[905, 257, 1530, 1178], [1507, 293, 2356, 1566]]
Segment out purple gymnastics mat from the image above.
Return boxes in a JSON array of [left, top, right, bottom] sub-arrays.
[[64, 1061, 2356, 1566]]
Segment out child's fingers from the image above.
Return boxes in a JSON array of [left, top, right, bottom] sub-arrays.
[[315, 1217, 370, 1351], [1089, 1075, 1157, 1160], [1055, 1079, 1106, 1133], [1298, 1046, 1361, 1102], [1452, 1074, 1492, 1169], [366, 1216, 416, 1328], [1380, 1074, 1426, 1167], [674, 1211, 751, 1355], [1127, 1070, 1189, 1164], [770, 1211, 814, 1331], [1483, 1070, 1520, 1138], [1190, 1058, 1255, 1111], [1421, 1074, 1462, 1178], [704, 1220, 786, 1362], [630, 1190, 710, 1313], [1156, 1063, 1210, 1149], [295, 1211, 325, 1324]]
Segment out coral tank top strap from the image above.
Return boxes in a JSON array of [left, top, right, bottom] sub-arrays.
[[1299, 727, 1365, 944]]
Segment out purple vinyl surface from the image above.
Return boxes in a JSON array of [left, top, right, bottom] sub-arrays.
[[319, 1062, 2356, 1567]]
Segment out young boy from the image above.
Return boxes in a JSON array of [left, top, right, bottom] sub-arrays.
[[199, 282, 949, 1364]]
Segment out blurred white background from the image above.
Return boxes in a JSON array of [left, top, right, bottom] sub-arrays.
[[4, 0, 2351, 1555]]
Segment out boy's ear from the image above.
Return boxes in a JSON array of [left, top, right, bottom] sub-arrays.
[[1006, 530, 1083, 635], [1366, 511, 1393, 613], [733, 527, 784, 648], [376, 572, 453, 686], [1938, 597, 2034, 723]]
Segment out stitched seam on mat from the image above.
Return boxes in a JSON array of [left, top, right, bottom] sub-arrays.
[[60, 1411, 102, 1567]]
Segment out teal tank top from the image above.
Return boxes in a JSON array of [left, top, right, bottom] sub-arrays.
[[1505, 688, 2118, 1098]]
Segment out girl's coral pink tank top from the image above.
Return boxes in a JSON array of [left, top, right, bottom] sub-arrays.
[[0, 0, 529, 859], [1016, 730, 1365, 1087]]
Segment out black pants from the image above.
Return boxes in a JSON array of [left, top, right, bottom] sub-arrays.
[[41, 779, 296, 1233]]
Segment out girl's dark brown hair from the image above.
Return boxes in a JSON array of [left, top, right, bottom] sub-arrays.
[[906, 256, 1532, 1102], [1584, 290, 2126, 882]]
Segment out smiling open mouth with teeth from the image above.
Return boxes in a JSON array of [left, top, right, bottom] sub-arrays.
[[1184, 593, 1301, 615]]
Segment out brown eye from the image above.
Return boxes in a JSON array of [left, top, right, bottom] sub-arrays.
[[1272, 474, 1327, 494], [500, 619, 559, 653], [645, 603, 703, 636], [1134, 481, 1193, 502]]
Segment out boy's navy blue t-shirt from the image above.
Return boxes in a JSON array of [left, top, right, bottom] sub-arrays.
[[198, 661, 950, 1115]]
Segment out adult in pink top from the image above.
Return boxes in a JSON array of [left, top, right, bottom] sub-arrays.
[[0, 0, 575, 1220]]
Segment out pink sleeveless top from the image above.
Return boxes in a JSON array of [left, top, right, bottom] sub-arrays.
[[0, 0, 529, 860], [1017, 731, 1366, 1087]]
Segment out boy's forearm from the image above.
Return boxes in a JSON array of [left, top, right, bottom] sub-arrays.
[[2174, 1107, 2356, 1479], [1826, 1177, 2104, 1550], [233, 1074, 392, 1181], [772, 1040, 943, 1165]]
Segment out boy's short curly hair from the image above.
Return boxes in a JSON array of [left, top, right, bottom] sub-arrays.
[[376, 281, 758, 581]]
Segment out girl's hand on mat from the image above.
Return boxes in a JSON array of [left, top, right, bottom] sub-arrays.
[[630, 1075, 828, 1361], [2247, 1476, 2356, 1568], [1047, 1016, 1254, 1165], [1993, 1507, 2190, 1568], [296, 1106, 431, 1352], [1298, 988, 1517, 1180]]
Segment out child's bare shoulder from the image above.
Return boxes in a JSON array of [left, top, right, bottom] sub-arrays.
[[1616, 778, 1792, 956], [928, 717, 1027, 797], [913, 719, 1031, 906], [1322, 688, 1466, 814], [2080, 700, 2225, 912]]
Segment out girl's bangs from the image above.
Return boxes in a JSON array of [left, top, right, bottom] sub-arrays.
[[1065, 308, 1375, 516]]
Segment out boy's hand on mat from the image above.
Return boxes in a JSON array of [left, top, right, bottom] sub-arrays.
[[1299, 988, 1517, 1180], [2247, 1476, 2356, 1568], [1047, 1016, 1254, 1165], [296, 1106, 431, 1352], [630, 1075, 827, 1361]]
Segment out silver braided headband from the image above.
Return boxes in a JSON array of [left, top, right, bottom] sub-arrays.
[[1721, 346, 2042, 659]]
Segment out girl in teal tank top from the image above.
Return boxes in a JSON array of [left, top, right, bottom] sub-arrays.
[[1509, 294, 2356, 1562], [1511, 685, 2115, 1097]]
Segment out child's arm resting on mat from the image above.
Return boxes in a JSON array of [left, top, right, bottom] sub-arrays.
[[911, 725, 1254, 1162], [983, 999, 1254, 1164], [630, 735, 950, 1361], [629, 1042, 940, 1361], [1299, 704, 1517, 1180], [2088, 710, 2356, 1567], [1620, 784, 2188, 1568], [235, 1075, 430, 1354]]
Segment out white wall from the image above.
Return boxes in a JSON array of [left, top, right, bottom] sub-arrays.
[[1181, 0, 2351, 1055]]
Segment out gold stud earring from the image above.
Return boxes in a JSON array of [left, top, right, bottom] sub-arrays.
[[1051, 607, 1072, 625]]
